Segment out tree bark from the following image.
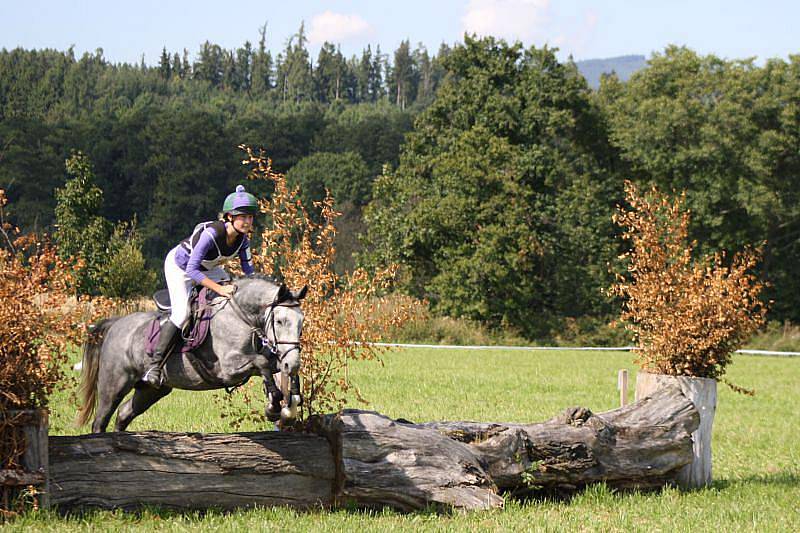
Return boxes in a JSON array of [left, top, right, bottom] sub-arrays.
[[48, 383, 698, 512], [635, 372, 716, 488], [2, 409, 48, 508], [315, 410, 503, 511], [49, 431, 335, 511], [411, 383, 700, 493]]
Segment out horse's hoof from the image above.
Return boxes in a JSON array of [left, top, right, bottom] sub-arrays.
[[280, 405, 297, 422], [266, 405, 281, 422]]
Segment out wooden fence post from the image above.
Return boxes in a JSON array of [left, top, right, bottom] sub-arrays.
[[618, 369, 628, 406]]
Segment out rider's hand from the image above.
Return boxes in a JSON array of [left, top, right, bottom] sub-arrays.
[[218, 285, 237, 299]]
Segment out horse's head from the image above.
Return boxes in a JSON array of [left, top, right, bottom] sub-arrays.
[[232, 276, 307, 424], [268, 283, 307, 377]]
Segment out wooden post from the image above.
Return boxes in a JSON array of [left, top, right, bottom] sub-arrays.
[[635, 372, 717, 488], [2, 409, 49, 509], [617, 369, 628, 407]]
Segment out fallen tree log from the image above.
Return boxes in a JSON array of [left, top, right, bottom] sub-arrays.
[[411, 383, 700, 494], [49, 431, 336, 511], [48, 383, 698, 512], [316, 409, 503, 511]]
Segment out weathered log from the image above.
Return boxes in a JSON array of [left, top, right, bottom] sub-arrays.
[[317, 410, 503, 511], [0, 469, 47, 486], [635, 372, 717, 488], [47, 383, 698, 513], [2, 409, 49, 508], [49, 431, 335, 511], [411, 384, 700, 494]]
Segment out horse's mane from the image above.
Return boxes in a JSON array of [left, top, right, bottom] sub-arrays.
[[231, 274, 297, 311], [233, 273, 281, 287]]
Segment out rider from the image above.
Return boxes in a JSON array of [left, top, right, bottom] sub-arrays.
[[142, 184, 258, 387]]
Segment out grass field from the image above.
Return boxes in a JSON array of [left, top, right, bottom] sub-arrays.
[[9, 348, 800, 531]]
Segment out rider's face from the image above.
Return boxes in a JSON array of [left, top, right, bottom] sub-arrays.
[[231, 214, 254, 233]]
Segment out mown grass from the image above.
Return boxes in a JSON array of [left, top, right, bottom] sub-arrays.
[[9, 349, 800, 531]]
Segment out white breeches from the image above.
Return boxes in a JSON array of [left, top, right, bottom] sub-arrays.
[[164, 247, 230, 328]]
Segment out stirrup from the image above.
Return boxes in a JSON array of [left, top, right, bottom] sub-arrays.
[[142, 366, 164, 387]]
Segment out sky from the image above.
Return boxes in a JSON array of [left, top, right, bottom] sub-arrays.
[[1, 1, 797, 66]]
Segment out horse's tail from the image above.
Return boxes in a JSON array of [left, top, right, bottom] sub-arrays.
[[76, 318, 119, 428]]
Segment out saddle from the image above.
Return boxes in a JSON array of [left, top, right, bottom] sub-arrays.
[[145, 287, 216, 358]]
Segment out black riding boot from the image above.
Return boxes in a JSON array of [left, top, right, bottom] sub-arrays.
[[143, 320, 180, 387]]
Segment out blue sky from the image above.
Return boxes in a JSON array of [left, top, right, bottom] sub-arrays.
[[1, 1, 797, 65]]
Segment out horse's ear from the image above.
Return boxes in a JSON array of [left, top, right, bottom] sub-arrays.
[[292, 285, 308, 300], [277, 284, 290, 302]]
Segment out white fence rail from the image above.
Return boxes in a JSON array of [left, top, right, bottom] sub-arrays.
[[370, 343, 800, 357], [72, 344, 800, 372]]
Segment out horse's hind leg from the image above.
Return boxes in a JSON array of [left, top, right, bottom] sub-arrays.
[[115, 386, 173, 432], [92, 373, 134, 433]]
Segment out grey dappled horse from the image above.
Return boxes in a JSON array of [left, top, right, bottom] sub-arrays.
[[77, 276, 306, 433]]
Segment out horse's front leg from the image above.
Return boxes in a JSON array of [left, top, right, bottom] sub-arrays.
[[282, 373, 303, 420], [262, 377, 283, 422], [249, 354, 282, 422]]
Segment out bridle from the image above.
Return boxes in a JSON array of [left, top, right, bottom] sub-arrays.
[[225, 291, 302, 365], [260, 300, 303, 364]]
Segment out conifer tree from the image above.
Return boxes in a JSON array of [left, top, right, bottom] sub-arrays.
[[171, 52, 182, 78], [251, 24, 273, 93], [391, 40, 414, 108], [236, 41, 253, 91], [357, 45, 373, 102], [370, 45, 385, 100], [158, 47, 171, 79]]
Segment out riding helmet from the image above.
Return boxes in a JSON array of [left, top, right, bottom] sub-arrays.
[[223, 185, 259, 216]]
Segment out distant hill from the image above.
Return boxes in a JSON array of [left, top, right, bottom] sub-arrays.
[[575, 55, 647, 88]]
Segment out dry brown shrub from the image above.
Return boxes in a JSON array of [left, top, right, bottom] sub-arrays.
[[226, 147, 414, 421], [0, 189, 113, 516], [610, 181, 767, 383]]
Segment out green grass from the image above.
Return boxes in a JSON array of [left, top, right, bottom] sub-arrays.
[[9, 349, 800, 531]]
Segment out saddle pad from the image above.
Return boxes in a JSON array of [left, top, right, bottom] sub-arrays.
[[145, 288, 215, 356]]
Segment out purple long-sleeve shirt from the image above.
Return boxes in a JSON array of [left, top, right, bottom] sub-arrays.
[[174, 222, 254, 284]]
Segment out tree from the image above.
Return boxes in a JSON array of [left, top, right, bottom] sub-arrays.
[[287, 151, 372, 209], [54, 152, 112, 294], [370, 45, 386, 101], [314, 42, 343, 103], [159, 47, 171, 79], [140, 107, 232, 261], [276, 23, 313, 102], [98, 219, 157, 298], [194, 41, 224, 86], [413, 44, 433, 104], [601, 46, 800, 320], [390, 40, 415, 109], [171, 52, 183, 79], [236, 41, 253, 91], [356, 45, 373, 102], [361, 37, 616, 338], [252, 24, 273, 94]]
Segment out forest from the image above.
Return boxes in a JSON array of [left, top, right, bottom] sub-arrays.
[[2, 25, 799, 341]]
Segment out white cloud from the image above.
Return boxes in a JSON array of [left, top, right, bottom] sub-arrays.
[[556, 9, 600, 59], [461, 0, 551, 42], [308, 11, 373, 45]]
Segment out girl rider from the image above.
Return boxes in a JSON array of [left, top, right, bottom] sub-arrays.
[[142, 185, 258, 387]]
